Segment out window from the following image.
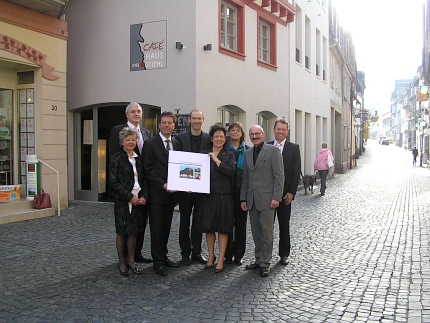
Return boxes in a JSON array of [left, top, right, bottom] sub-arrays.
[[220, 0, 245, 60], [218, 107, 239, 128], [221, 2, 237, 51], [259, 20, 270, 63], [257, 17, 277, 69]]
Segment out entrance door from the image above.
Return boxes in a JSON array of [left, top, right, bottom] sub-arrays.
[[74, 104, 160, 202], [0, 89, 14, 185]]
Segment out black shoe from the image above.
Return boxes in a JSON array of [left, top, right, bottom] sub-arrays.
[[127, 263, 143, 275], [164, 258, 180, 268], [234, 258, 243, 266], [181, 256, 191, 266], [225, 258, 233, 264], [245, 261, 260, 270], [259, 267, 269, 277], [215, 266, 224, 274], [191, 254, 207, 264], [118, 265, 129, 276], [204, 257, 216, 269], [154, 265, 167, 276], [280, 256, 289, 266], [135, 254, 153, 263]]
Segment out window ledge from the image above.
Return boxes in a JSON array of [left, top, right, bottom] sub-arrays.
[[257, 60, 277, 71], [220, 47, 246, 61]]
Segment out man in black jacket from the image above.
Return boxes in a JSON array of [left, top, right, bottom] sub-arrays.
[[109, 102, 152, 264], [175, 110, 209, 265], [268, 119, 301, 266], [144, 111, 181, 276]]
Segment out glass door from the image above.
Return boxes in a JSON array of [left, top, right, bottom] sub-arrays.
[[0, 89, 13, 185], [74, 109, 99, 201]]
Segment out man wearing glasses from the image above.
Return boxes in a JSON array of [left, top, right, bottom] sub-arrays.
[[240, 125, 284, 277]]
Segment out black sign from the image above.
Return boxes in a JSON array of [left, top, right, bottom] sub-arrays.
[[172, 114, 190, 138]]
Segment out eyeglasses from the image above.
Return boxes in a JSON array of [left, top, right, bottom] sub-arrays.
[[229, 129, 241, 133], [213, 135, 226, 139], [249, 132, 262, 137]]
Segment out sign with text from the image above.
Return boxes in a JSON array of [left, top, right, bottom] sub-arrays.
[[130, 20, 167, 71]]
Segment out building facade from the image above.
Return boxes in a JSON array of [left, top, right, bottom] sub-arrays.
[[0, 0, 68, 209]]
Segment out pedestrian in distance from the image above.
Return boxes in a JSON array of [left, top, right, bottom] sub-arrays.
[[175, 109, 210, 266], [108, 102, 152, 264], [196, 123, 236, 274], [109, 127, 147, 276], [240, 125, 284, 277], [143, 111, 181, 276], [314, 142, 334, 196], [412, 147, 418, 166], [225, 122, 249, 266], [268, 119, 301, 266]]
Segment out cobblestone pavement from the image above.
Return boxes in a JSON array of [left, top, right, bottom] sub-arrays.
[[1, 140, 430, 323]]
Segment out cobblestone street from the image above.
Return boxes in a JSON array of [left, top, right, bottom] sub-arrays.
[[1, 140, 429, 322]]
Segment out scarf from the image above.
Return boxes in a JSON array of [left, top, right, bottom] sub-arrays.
[[227, 141, 246, 177]]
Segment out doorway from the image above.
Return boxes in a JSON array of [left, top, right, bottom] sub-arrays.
[[74, 104, 160, 202]]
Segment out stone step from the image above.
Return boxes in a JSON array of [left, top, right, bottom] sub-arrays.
[[0, 199, 56, 224]]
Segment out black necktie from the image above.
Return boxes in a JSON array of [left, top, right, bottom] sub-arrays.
[[165, 139, 170, 153]]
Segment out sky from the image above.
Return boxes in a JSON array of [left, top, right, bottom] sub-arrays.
[[332, 0, 425, 114]]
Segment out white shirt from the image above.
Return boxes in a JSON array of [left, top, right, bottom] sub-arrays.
[[274, 139, 286, 153]]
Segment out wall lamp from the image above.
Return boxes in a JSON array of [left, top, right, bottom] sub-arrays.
[[203, 44, 212, 51], [176, 42, 184, 49]]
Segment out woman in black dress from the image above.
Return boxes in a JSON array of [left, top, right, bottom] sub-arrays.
[[197, 123, 236, 273], [110, 127, 147, 276]]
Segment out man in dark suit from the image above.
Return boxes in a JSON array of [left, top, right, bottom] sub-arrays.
[[108, 102, 152, 264], [143, 111, 180, 276], [268, 119, 301, 266], [240, 125, 284, 277], [176, 109, 209, 265]]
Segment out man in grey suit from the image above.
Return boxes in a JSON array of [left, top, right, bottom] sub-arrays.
[[240, 125, 284, 277]]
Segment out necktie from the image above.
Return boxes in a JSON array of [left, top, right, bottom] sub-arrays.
[[137, 128, 143, 154], [165, 139, 170, 153], [276, 142, 282, 151]]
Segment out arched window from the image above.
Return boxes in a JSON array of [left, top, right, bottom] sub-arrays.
[[217, 105, 244, 128]]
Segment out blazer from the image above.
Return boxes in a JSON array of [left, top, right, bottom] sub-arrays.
[[109, 149, 148, 203], [109, 123, 152, 157], [201, 148, 236, 194], [268, 140, 301, 197], [240, 142, 284, 211], [143, 134, 180, 204], [176, 130, 210, 152]]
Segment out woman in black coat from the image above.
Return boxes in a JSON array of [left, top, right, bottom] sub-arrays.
[[110, 127, 148, 276], [196, 123, 236, 273]]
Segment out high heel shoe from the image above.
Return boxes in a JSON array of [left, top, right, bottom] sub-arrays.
[[204, 257, 216, 269], [127, 263, 143, 275], [215, 266, 224, 274], [118, 264, 129, 276]]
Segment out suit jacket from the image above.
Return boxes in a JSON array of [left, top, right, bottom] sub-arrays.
[[240, 142, 284, 211], [268, 140, 301, 197], [176, 130, 210, 152], [143, 134, 180, 204], [109, 123, 151, 157]]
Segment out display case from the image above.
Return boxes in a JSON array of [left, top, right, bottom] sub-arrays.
[[0, 127, 11, 185]]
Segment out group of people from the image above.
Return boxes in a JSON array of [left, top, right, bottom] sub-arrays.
[[109, 102, 307, 278]]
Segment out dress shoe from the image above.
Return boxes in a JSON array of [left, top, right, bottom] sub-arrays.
[[118, 265, 129, 276], [204, 257, 216, 269], [245, 261, 260, 270], [181, 256, 191, 266], [127, 263, 143, 275], [225, 258, 232, 264], [164, 258, 180, 268], [259, 267, 269, 277], [234, 258, 243, 266], [135, 254, 153, 263], [279, 256, 289, 266], [191, 254, 207, 264], [154, 265, 167, 276]]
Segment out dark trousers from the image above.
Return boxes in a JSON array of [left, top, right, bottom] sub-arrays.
[[179, 193, 202, 257], [149, 199, 176, 266], [318, 169, 329, 194], [275, 202, 291, 258], [135, 205, 149, 256], [226, 187, 248, 261]]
